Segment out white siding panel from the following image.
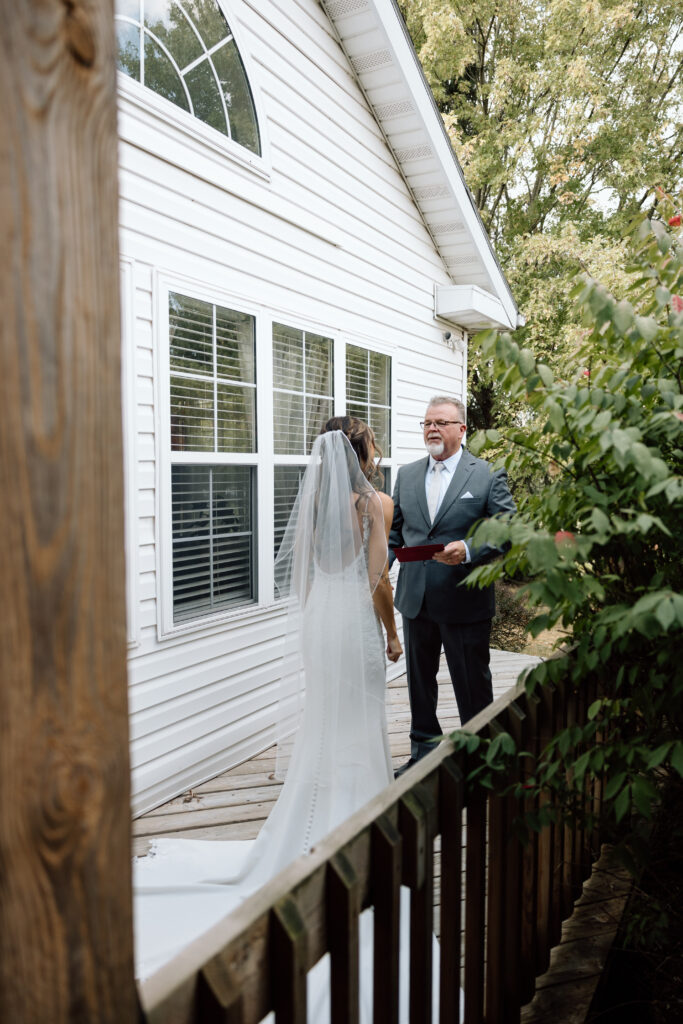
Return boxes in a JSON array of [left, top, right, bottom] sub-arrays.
[[139, 546, 156, 576], [123, 0, 468, 815], [130, 721, 276, 812], [130, 677, 279, 760], [139, 519, 155, 547]]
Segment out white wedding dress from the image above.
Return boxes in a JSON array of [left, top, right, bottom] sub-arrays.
[[134, 432, 443, 1020]]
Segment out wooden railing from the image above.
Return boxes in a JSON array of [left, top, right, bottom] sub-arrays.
[[139, 672, 601, 1024]]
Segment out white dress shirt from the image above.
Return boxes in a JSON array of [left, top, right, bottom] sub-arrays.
[[425, 448, 471, 562]]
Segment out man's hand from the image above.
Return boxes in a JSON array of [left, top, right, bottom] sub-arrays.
[[432, 540, 467, 566]]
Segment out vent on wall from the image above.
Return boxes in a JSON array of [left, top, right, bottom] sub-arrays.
[[413, 184, 451, 201], [373, 99, 415, 120], [395, 144, 433, 163], [324, 0, 370, 18], [432, 221, 465, 234], [445, 255, 477, 268], [351, 49, 393, 74]]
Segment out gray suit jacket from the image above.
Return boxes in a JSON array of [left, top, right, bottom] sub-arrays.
[[389, 450, 515, 623]]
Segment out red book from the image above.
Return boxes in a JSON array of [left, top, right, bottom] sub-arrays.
[[393, 544, 445, 562]]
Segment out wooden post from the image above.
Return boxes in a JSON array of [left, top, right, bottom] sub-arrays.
[[0, 2, 137, 1021]]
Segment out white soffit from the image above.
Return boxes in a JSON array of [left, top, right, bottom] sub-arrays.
[[435, 284, 512, 331], [321, 0, 518, 331]]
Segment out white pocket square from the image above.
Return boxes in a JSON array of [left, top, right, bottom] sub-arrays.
[[460, 491, 474, 499]]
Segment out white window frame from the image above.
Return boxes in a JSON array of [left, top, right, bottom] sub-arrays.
[[155, 271, 264, 639]]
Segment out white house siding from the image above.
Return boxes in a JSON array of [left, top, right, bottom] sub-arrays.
[[122, 0, 467, 815]]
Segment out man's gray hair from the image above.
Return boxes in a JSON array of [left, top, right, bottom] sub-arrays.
[[426, 396, 466, 424]]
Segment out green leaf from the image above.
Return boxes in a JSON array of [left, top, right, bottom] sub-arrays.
[[612, 300, 634, 335], [591, 508, 610, 534], [632, 777, 655, 819], [655, 598, 675, 631], [671, 742, 683, 779], [466, 734, 481, 754], [547, 402, 565, 432], [634, 316, 659, 342], [537, 363, 554, 386], [500, 733, 516, 756], [614, 785, 631, 823], [647, 743, 672, 768], [518, 348, 536, 376], [605, 772, 627, 800], [588, 699, 603, 720], [573, 751, 590, 779]]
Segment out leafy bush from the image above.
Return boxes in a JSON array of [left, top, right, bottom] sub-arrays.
[[463, 201, 683, 869], [490, 581, 536, 652]]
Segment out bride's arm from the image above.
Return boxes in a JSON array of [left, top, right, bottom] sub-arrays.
[[373, 492, 403, 663]]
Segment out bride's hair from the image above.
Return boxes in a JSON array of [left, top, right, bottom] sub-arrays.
[[320, 415, 383, 486]]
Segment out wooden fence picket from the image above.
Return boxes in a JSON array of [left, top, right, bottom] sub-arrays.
[[371, 815, 402, 1024]]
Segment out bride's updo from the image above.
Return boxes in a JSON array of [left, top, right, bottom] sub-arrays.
[[320, 415, 383, 486]]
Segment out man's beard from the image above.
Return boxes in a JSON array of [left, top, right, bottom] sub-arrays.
[[426, 439, 445, 457]]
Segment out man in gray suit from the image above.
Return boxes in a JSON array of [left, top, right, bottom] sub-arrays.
[[389, 397, 515, 776]]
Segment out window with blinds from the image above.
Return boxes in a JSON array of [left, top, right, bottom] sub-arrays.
[[170, 292, 256, 453], [273, 323, 333, 454], [345, 344, 391, 457], [172, 465, 255, 620], [169, 292, 257, 623]]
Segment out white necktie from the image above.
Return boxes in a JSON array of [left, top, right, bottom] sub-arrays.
[[427, 462, 444, 522]]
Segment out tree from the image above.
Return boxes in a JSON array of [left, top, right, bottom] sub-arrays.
[[461, 202, 683, 871], [398, 1, 683, 430]]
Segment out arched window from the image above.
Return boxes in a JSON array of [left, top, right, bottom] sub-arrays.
[[115, 0, 260, 156]]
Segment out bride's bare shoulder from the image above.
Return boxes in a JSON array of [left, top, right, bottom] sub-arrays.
[[376, 490, 393, 514], [376, 490, 394, 534]]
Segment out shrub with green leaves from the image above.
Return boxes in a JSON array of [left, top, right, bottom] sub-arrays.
[[464, 203, 683, 870]]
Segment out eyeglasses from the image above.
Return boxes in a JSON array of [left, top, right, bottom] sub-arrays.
[[420, 419, 465, 429]]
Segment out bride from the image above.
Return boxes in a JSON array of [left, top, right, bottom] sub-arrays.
[[135, 418, 405, 991]]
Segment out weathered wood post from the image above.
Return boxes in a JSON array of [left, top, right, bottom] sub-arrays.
[[0, 2, 138, 1020]]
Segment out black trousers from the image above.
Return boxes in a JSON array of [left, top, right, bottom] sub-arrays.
[[402, 608, 493, 759]]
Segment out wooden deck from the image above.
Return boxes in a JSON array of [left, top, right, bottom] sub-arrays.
[[133, 648, 540, 858]]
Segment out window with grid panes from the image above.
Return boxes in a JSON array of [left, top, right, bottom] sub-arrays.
[[115, 0, 260, 155], [169, 292, 256, 622], [273, 323, 334, 455], [345, 343, 392, 493]]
